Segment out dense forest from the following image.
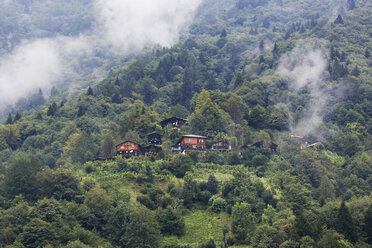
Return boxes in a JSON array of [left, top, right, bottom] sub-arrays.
[[0, 0, 371, 247]]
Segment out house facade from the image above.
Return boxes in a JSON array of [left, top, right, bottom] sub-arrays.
[[160, 117, 187, 128], [211, 141, 231, 151], [172, 135, 207, 153], [116, 141, 142, 158], [148, 132, 162, 145]]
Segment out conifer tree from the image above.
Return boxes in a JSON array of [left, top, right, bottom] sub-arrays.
[[334, 15, 344, 24], [365, 49, 370, 58], [351, 65, 360, 77], [364, 204, 372, 244], [206, 174, 219, 195], [336, 201, 357, 242], [272, 42, 280, 61], [47, 102, 57, 116], [86, 86, 94, 96], [6, 113, 13, 125], [14, 113, 21, 122], [259, 40, 265, 53], [294, 209, 312, 238], [36, 112, 43, 120], [102, 134, 115, 159], [220, 28, 227, 38], [77, 106, 85, 117]]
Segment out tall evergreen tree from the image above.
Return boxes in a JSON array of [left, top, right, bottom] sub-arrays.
[[6, 113, 13, 125], [364, 204, 372, 244], [272, 42, 280, 61], [86, 86, 94, 96], [334, 15, 344, 24], [47, 102, 57, 116], [4, 156, 42, 201], [14, 113, 21, 122], [336, 201, 357, 242], [102, 134, 115, 159], [77, 106, 85, 117], [206, 174, 219, 195], [351, 65, 360, 77], [365, 49, 370, 58], [294, 209, 312, 238], [259, 40, 265, 53], [220, 28, 227, 38]]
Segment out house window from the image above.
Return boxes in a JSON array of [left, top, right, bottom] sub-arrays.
[[201, 145, 204, 149], [199, 139, 204, 143], [189, 138, 193, 142], [121, 146, 124, 149], [193, 145, 197, 149]]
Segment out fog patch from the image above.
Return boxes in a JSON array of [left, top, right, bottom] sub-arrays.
[[277, 40, 330, 136], [95, 0, 203, 52], [0, 0, 203, 116]]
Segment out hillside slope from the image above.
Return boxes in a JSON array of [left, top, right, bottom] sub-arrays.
[[0, 0, 371, 247]]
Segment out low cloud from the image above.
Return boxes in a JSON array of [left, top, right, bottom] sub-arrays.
[[0, 0, 203, 116], [277, 40, 329, 137], [95, 0, 203, 51]]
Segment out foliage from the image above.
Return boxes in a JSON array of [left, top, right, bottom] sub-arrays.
[[0, 0, 371, 246]]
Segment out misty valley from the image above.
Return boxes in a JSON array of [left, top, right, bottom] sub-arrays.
[[0, 0, 371, 247]]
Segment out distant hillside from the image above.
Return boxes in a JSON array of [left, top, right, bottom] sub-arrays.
[[0, 0, 371, 247]]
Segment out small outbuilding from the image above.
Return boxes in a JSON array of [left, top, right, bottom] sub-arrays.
[[160, 117, 187, 128], [148, 132, 162, 145], [210, 141, 231, 151]]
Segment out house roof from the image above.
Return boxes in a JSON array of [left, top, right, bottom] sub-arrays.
[[115, 140, 141, 147], [307, 142, 321, 148], [182, 134, 208, 139], [174, 134, 208, 146], [148, 132, 163, 137], [160, 116, 187, 125]]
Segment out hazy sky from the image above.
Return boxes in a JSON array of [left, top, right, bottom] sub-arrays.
[[0, 0, 203, 113]]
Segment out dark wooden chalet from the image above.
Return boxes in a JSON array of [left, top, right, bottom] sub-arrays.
[[211, 141, 231, 151], [116, 141, 142, 158], [148, 132, 162, 145], [172, 135, 207, 153], [160, 117, 187, 128], [269, 143, 278, 154]]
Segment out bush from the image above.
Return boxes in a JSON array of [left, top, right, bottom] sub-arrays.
[[137, 195, 156, 210], [209, 196, 227, 213], [197, 190, 212, 205], [167, 154, 193, 178], [156, 207, 185, 236]]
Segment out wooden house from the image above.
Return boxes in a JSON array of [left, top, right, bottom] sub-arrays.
[[211, 141, 231, 151], [148, 132, 162, 145], [116, 141, 142, 158], [172, 135, 207, 153], [269, 143, 278, 154], [160, 117, 187, 128]]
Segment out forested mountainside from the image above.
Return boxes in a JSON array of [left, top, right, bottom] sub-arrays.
[[0, 0, 371, 247]]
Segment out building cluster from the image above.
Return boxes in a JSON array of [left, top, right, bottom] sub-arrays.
[[115, 116, 280, 159], [116, 117, 232, 158]]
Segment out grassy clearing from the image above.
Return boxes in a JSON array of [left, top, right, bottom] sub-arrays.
[[162, 210, 230, 247]]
